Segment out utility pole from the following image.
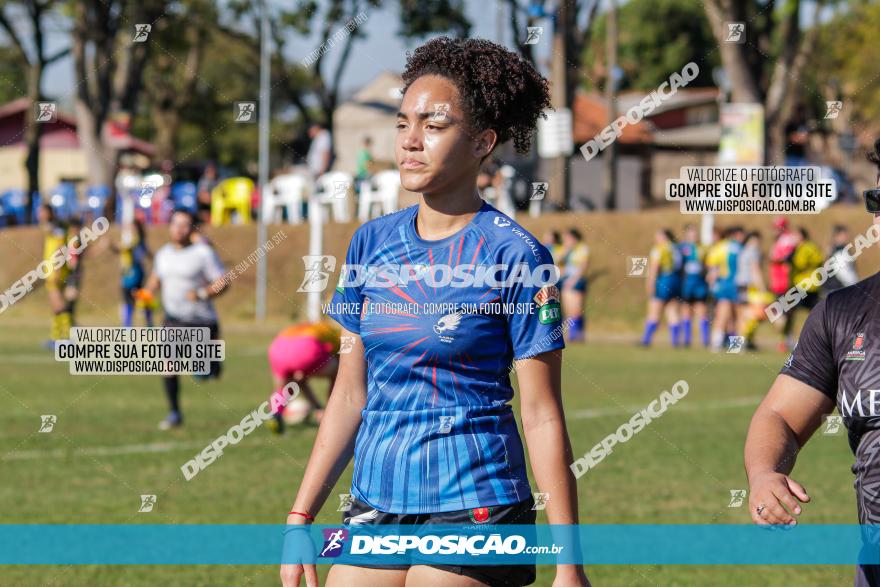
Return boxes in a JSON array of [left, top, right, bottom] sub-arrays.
[[549, 0, 571, 209], [603, 0, 618, 210], [255, 0, 270, 321]]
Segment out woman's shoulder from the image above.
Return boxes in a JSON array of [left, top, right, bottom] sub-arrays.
[[474, 210, 552, 264], [353, 205, 416, 240]]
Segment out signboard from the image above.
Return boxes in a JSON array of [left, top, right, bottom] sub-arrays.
[[718, 103, 764, 165], [538, 108, 573, 159]]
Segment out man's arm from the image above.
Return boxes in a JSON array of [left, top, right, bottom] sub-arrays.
[[143, 272, 160, 295], [744, 373, 835, 525]]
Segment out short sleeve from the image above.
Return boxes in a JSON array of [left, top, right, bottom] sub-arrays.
[[202, 246, 226, 281], [326, 228, 364, 334], [502, 244, 566, 360], [779, 299, 837, 399], [153, 248, 166, 279]]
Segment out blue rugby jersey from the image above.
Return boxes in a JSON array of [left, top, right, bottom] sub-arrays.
[[326, 200, 565, 513]]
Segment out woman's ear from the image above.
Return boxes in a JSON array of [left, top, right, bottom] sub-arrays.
[[473, 128, 497, 159]]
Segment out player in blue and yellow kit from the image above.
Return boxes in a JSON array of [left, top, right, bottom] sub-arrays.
[[641, 229, 682, 347], [705, 226, 745, 351], [280, 37, 590, 587], [37, 204, 71, 345], [677, 224, 710, 347]]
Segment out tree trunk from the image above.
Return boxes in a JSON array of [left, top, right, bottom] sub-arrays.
[[24, 61, 43, 213], [74, 99, 114, 188], [152, 107, 180, 162]]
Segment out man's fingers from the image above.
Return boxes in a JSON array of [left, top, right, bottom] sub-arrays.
[[785, 477, 810, 503], [304, 564, 319, 587], [775, 491, 802, 516], [770, 504, 795, 524]]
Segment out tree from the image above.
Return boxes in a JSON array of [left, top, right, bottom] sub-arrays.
[[0, 0, 69, 215], [141, 0, 215, 162], [71, 0, 166, 187], [584, 0, 717, 92], [703, 0, 825, 164], [505, 0, 600, 97], [0, 46, 27, 104]]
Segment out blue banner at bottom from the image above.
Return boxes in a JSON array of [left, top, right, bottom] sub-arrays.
[[6, 524, 880, 565]]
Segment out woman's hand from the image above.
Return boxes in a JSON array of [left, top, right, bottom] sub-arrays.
[[748, 470, 810, 525], [280, 515, 318, 587]]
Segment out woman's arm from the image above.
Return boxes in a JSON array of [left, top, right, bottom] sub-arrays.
[[744, 373, 834, 525], [646, 254, 658, 295], [517, 350, 590, 586], [289, 328, 367, 517], [281, 328, 366, 587]]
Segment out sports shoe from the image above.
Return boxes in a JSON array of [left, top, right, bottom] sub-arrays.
[[266, 413, 285, 435], [158, 412, 183, 430]]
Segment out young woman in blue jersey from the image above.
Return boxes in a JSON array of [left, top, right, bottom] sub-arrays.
[[677, 224, 710, 347], [281, 37, 590, 587], [640, 229, 682, 347]]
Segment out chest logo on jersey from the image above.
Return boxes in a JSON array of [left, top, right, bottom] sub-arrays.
[[846, 332, 866, 361], [433, 311, 463, 343]]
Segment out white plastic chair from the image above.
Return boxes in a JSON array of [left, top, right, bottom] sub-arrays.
[[314, 171, 352, 222], [264, 173, 307, 224], [358, 170, 400, 222]]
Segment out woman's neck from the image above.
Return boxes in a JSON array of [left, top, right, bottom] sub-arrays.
[[416, 189, 484, 241]]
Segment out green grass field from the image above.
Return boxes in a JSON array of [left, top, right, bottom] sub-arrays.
[[0, 320, 860, 586]]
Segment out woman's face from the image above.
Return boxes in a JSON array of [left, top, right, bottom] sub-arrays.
[[396, 75, 496, 196]]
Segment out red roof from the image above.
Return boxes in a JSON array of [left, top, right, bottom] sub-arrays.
[[0, 97, 155, 156], [572, 88, 720, 145], [572, 92, 653, 145]]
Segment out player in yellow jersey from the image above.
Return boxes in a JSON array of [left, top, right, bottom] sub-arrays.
[[705, 226, 744, 351], [641, 229, 682, 346], [38, 205, 71, 346]]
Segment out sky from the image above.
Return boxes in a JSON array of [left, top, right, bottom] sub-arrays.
[[16, 0, 831, 107], [33, 0, 557, 107]]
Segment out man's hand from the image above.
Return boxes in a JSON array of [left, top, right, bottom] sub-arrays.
[[280, 515, 318, 587], [748, 470, 810, 525]]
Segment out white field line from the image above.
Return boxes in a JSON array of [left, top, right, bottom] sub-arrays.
[[2, 397, 764, 461], [568, 395, 763, 420], [1, 436, 276, 461]]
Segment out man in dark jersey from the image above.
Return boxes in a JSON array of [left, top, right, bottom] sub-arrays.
[[744, 139, 880, 586]]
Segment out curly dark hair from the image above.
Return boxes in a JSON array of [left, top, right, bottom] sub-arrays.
[[400, 36, 552, 155], [868, 137, 880, 172]]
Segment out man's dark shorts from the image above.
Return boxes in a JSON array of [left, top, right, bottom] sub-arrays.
[[339, 496, 537, 586], [162, 316, 222, 379]]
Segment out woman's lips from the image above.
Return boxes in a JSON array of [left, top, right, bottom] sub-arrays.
[[401, 159, 426, 170]]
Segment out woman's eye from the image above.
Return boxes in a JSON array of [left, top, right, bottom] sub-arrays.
[[426, 124, 440, 130]]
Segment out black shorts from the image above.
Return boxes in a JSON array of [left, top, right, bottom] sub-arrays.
[[340, 496, 537, 586], [162, 316, 222, 379]]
